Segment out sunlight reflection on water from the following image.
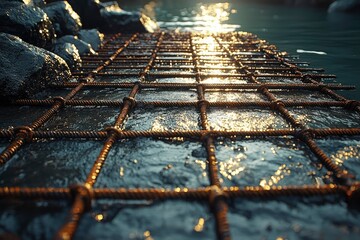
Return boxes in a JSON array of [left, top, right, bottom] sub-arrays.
[[158, 2, 240, 32]]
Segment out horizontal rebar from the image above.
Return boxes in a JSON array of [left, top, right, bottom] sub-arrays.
[[51, 82, 355, 90], [11, 99, 358, 108], [0, 184, 351, 200], [1, 128, 359, 140], [72, 72, 336, 79]]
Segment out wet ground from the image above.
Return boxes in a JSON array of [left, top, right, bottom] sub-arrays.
[[1, 1, 360, 239]]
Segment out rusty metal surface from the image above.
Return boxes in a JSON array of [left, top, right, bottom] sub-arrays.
[[0, 32, 360, 240]]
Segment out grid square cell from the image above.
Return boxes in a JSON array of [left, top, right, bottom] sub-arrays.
[[151, 67, 193, 74], [153, 77, 196, 83], [93, 76, 139, 83], [103, 68, 140, 74], [316, 137, 360, 180], [200, 68, 238, 74], [257, 77, 303, 84], [271, 90, 335, 102], [95, 138, 209, 188], [76, 200, 215, 240], [136, 89, 197, 101], [32, 88, 71, 100], [208, 108, 290, 131], [0, 106, 47, 129], [41, 106, 119, 131], [289, 107, 360, 129], [205, 90, 267, 102], [228, 198, 360, 240], [0, 202, 69, 240], [215, 137, 330, 187], [75, 88, 131, 100], [0, 140, 103, 187], [125, 106, 200, 131], [202, 77, 247, 84]]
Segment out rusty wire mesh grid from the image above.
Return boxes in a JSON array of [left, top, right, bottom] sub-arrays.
[[0, 32, 360, 239]]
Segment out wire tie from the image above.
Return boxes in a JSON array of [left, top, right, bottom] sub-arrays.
[[246, 72, 254, 78], [207, 185, 227, 207], [52, 96, 66, 108], [123, 97, 136, 108], [200, 132, 212, 142], [69, 184, 93, 211], [134, 81, 142, 91], [241, 66, 248, 71], [302, 74, 314, 82], [105, 127, 122, 138], [270, 100, 285, 110], [317, 83, 327, 91], [79, 76, 94, 83], [13, 126, 34, 143], [296, 128, 315, 141], [197, 100, 210, 109], [344, 100, 360, 111], [256, 85, 267, 93]]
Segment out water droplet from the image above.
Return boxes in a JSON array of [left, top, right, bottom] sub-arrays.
[[94, 213, 104, 222], [163, 164, 173, 170], [119, 167, 124, 177], [194, 218, 205, 232]]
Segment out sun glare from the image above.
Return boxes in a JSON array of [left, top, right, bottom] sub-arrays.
[[196, 3, 235, 33]]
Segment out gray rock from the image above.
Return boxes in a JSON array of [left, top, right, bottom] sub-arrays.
[[67, 0, 158, 33], [0, 1, 55, 48], [2, 0, 24, 3], [328, 0, 360, 12], [27, 0, 46, 7], [0, 33, 70, 100], [56, 35, 96, 55], [17, 0, 46, 7], [100, 6, 158, 33], [51, 42, 81, 69], [67, 0, 103, 29], [43, 1, 82, 37], [77, 29, 104, 50]]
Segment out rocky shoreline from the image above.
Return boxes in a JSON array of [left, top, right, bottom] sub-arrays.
[[0, 0, 158, 100]]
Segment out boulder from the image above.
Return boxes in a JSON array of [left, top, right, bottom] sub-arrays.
[[0, 1, 55, 48], [42, 1, 82, 37], [51, 42, 81, 69], [2, 0, 24, 3], [328, 0, 360, 12], [56, 35, 96, 55], [22, 0, 46, 7], [100, 7, 158, 33], [0, 33, 71, 100], [67, 0, 103, 29], [77, 29, 104, 50], [67, 0, 158, 33]]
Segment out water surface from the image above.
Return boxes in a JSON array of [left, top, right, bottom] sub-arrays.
[[122, 0, 360, 100]]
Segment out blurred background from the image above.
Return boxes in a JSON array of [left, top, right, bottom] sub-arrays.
[[117, 0, 360, 99]]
